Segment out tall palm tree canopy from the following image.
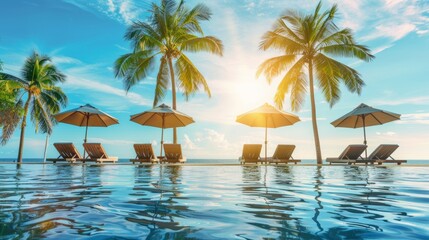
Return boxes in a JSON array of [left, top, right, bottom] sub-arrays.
[[257, 2, 374, 110], [0, 52, 67, 161], [115, 0, 224, 107], [257, 1, 374, 163], [0, 52, 67, 134]]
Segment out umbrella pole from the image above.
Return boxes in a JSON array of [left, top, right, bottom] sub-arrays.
[[160, 114, 165, 157], [160, 127, 164, 156], [362, 115, 368, 159], [43, 134, 49, 163], [265, 123, 268, 163], [84, 115, 89, 158]]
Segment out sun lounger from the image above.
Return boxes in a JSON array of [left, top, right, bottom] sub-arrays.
[[326, 144, 371, 165], [267, 144, 301, 164], [239, 144, 262, 164], [368, 144, 407, 165], [162, 144, 186, 163], [82, 143, 118, 163], [130, 144, 159, 164], [47, 143, 83, 163]]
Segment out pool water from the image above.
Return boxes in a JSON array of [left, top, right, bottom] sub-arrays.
[[1, 164, 428, 239]]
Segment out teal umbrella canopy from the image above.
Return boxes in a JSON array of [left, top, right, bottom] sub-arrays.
[[331, 103, 400, 158], [331, 103, 400, 128]]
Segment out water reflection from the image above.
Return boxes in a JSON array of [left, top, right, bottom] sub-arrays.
[[126, 165, 196, 238], [0, 164, 428, 239]]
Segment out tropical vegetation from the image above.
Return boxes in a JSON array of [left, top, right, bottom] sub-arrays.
[[0, 52, 68, 163], [257, 2, 374, 163], [114, 0, 223, 143]]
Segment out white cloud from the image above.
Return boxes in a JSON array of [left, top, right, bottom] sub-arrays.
[[52, 56, 82, 65], [376, 131, 396, 136], [65, 75, 151, 106], [398, 113, 429, 125], [373, 96, 429, 106], [372, 44, 394, 54], [183, 134, 197, 150], [364, 23, 416, 41], [107, 0, 115, 13], [328, 0, 429, 44]]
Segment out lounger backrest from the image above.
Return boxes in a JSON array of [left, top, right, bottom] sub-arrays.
[[368, 144, 399, 160], [54, 143, 82, 159], [338, 144, 367, 160], [83, 143, 109, 159], [242, 144, 262, 160], [272, 144, 295, 160], [134, 144, 155, 159], [164, 144, 182, 160]]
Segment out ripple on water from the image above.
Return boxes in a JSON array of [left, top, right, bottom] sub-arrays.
[[0, 164, 428, 239]]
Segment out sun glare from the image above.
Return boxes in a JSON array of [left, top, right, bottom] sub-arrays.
[[232, 79, 277, 111]]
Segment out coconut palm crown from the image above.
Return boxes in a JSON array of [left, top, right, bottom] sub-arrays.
[[257, 2, 374, 163], [0, 52, 67, 162], [114, 0, 223, 143]]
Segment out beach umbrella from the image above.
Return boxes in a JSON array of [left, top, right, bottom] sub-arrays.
[[54, 103, 119, 144], [236, 103, 300, 161], [130, 103, 194, 156], [331, 103, 400, 158]]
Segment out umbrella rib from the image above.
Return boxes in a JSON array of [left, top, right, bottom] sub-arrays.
[[175, 114, 187, 127], [97, 114, 108, 127], [353, 115, 361, 129], [381, 111, 401, 120], [280, 113, 294, 126], [332, 116, 349, 127], [79, 112, 89, 127], [370, 113, 383, 125]]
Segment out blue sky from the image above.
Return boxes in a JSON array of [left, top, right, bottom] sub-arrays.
[[1, 0, 429, 160]]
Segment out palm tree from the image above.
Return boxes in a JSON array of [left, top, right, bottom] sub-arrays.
[[115, 0, 223, 143], [0, 52, 68, 163], [257, 2, 374, 163]]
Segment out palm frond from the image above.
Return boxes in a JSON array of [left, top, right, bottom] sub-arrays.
[[175, 53, 210, 100], [256, 55, 297, 83], [180, 36, 223, 56], [0, 92, 22, 145], [0, 73, 27, 86], [320, 44, 374, 62], [153, 57, 170, 106], [114, 50, 159, 91], [314, 53, 365, 106], [179, 3, 211, 34], [125, 21, 163, 50], [31, 96, 54, 134], [273, 57, 306, 110], [259, 30, 304, 54]]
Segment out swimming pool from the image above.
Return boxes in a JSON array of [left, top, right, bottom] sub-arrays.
[[1, 164, 428, 239]]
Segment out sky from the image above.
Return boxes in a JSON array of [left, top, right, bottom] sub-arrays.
[[1, 0, 428, 160]]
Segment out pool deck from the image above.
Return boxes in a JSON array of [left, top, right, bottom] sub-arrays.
[[1, 162, 428, 167]]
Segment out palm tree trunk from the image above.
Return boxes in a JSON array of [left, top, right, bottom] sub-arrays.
[[17, 94, 32, 163], [308, 59, 323, 164], [167, 56, 177, 144]]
